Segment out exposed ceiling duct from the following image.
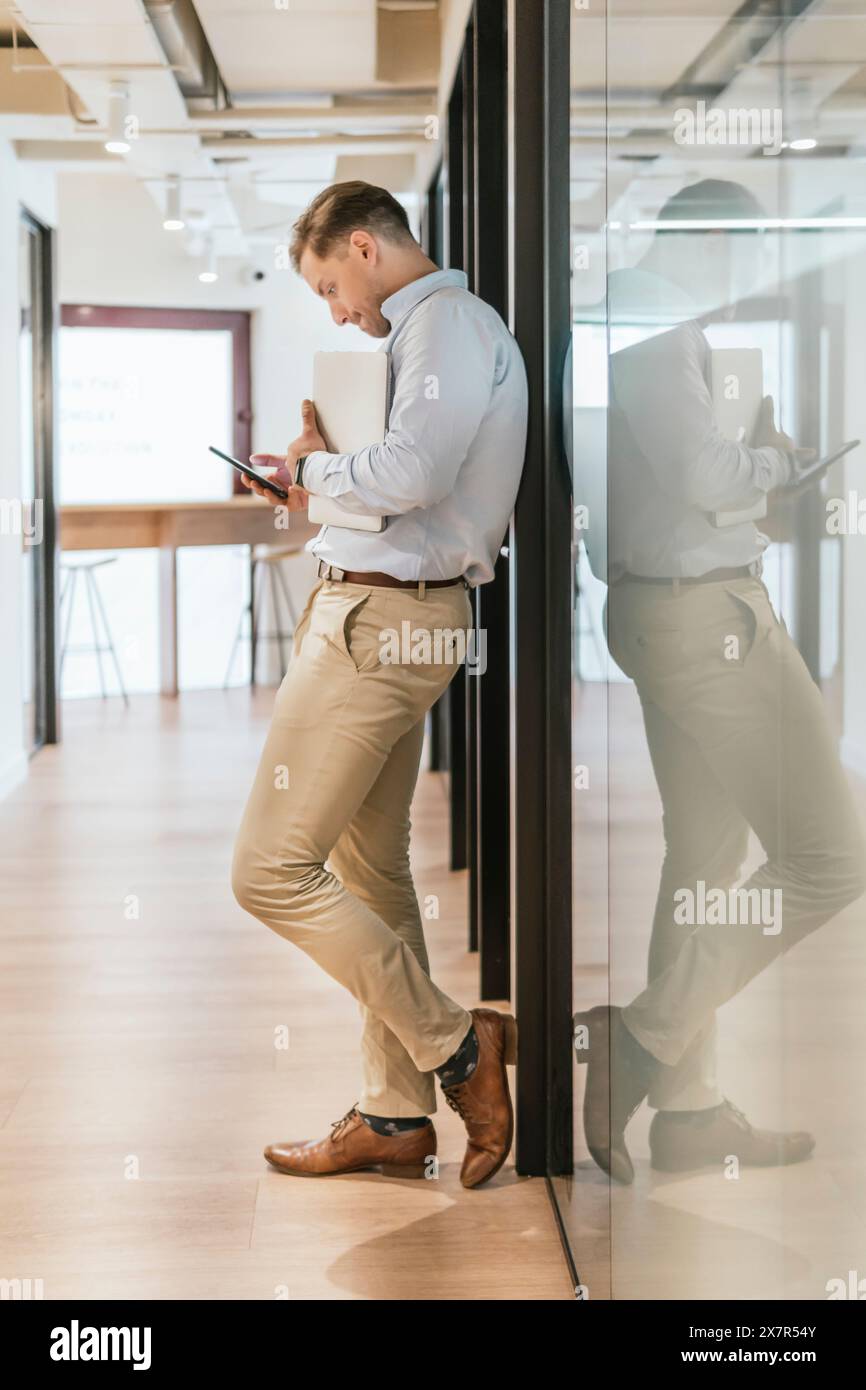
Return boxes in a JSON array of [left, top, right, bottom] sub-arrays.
[[143, 0, 226, 108]]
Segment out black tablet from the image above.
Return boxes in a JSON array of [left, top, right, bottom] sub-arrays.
[[786, 440, 859, 489], [208, 445, 289, 500]]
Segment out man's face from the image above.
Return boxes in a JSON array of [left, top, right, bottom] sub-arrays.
[[299, 232, 392, 338]]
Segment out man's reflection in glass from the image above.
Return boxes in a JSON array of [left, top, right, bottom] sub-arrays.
[[575, 180, 866, 1185]]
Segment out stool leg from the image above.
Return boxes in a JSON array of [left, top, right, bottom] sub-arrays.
[[269, 563, 288, 677], [250, 553, 260, 687], [84, 569, 108, 698], [58, 567, 73, 613], [89, 569, 130, 707], [223, 606, 244, 689], [223, 561, 248, 689], [273, 559, 299, 634], [59, 568, 78, 685]]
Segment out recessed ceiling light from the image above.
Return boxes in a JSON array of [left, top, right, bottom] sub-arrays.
[[105, 80, 131, 155], [789, 137, 818, 151], [163, 175, 185, 232], [199, 241, 218, 283]]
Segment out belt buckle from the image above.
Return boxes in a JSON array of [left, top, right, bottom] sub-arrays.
[[318, 560, 345, 582]]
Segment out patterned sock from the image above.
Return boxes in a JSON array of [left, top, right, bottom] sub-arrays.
[[358, 1112, 429, 1136], [434, 1024, 479, 1088]]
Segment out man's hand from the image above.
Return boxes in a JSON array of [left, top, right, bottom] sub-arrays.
[[753, 394, 816, 477], [239, 470, 309, 509], [251, 399, 328, 485], [243, 399, 327, 507]]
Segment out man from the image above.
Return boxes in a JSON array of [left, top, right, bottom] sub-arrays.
[[574, 180, 866, 1183], [231, 181, 528, 1188]]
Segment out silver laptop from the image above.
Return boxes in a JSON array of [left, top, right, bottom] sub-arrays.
[[308, 351, 389, 533]]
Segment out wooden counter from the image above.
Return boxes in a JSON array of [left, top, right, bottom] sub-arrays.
[[60, 499, 319, 696]]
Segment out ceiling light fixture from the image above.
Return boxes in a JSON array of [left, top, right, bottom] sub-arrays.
[[631, 216, 866, 230], [105, 80, 131, 154], [198, 240, 218, 284], [163, 175, 185, 231], [789, 137, 818, 151]]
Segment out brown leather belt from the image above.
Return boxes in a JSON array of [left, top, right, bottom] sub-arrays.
[[616, 562, 759, 587], [317, 559, 466, 590]]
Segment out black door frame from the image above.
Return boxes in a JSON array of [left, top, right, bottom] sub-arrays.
[[20, 206, 59, 749], [427, 0, 574, 1183], [444, 54, 469, 875], [507, 0, 573, 1178], [434, 2, 511, 994], [469, 0, 511, 999]]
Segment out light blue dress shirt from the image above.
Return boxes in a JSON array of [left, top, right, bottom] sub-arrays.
[[606, 266, 792, 579], [300, 268, 529, 586]]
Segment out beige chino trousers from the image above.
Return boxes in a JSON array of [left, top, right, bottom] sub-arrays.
[[231, 574, 474, 1117], [605, 575, 866, 1111]]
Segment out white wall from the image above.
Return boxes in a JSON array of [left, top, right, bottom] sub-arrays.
[[56, 171, 377, 691], [0, 141, 56, 798], [57, 172, 372, 454]]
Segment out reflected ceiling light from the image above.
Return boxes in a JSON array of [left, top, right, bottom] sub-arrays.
[[631, 217, 866, 230], [198, 240, 218, 283], [789, 137, 818, 151], [163, 175, 185, 231], [105, 80, 131, 154]]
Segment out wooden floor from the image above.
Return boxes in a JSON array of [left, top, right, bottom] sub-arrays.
[[0, 690, 573, 1302]]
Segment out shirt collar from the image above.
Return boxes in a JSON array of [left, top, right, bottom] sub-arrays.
[[381, 268, 468, 335]]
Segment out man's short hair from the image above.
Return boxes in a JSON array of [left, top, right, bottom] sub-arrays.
[[290, 180, 415, 271]]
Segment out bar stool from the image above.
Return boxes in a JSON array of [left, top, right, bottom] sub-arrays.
[[224, 544, 302, 687], [59, 557, 129, 706]]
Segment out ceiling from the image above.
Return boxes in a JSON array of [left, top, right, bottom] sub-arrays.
[[2, 0, 865, 272], [0, 0, 442, 266], [568, 0, 866, 237]]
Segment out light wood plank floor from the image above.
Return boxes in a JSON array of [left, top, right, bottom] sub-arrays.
[[0, 690, 573, 1302]]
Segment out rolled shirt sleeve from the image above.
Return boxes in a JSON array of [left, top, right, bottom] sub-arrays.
[[300, 296, 497, 516]]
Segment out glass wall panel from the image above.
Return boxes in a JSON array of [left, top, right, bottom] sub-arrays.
[[559, 0, 866, 1301]]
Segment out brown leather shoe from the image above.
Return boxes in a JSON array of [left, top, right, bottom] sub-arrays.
[[649, 1098, 816, 1173], [441, 1008, 518, 1189], [264, 1105, 436, 1180]]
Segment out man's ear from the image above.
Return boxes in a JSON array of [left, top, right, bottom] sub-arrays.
[[350, 229, 378, 265]]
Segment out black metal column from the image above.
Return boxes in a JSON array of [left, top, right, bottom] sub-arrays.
[[471, 0, 511, 997], [445, 42, 469, 872], [507, 0, 573, 1177]]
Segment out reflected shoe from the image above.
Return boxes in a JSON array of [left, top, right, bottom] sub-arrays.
[[573, 1004, 657, 1185], [264, 1105, 436, 1179], [649, 1098, 816, 1173], [441, 1008, 518, 1189]]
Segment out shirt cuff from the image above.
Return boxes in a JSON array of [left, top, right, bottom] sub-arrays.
[[773, 445, 796, 487], [297, 449, 342, 497], [753, 444, 794, 491]]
